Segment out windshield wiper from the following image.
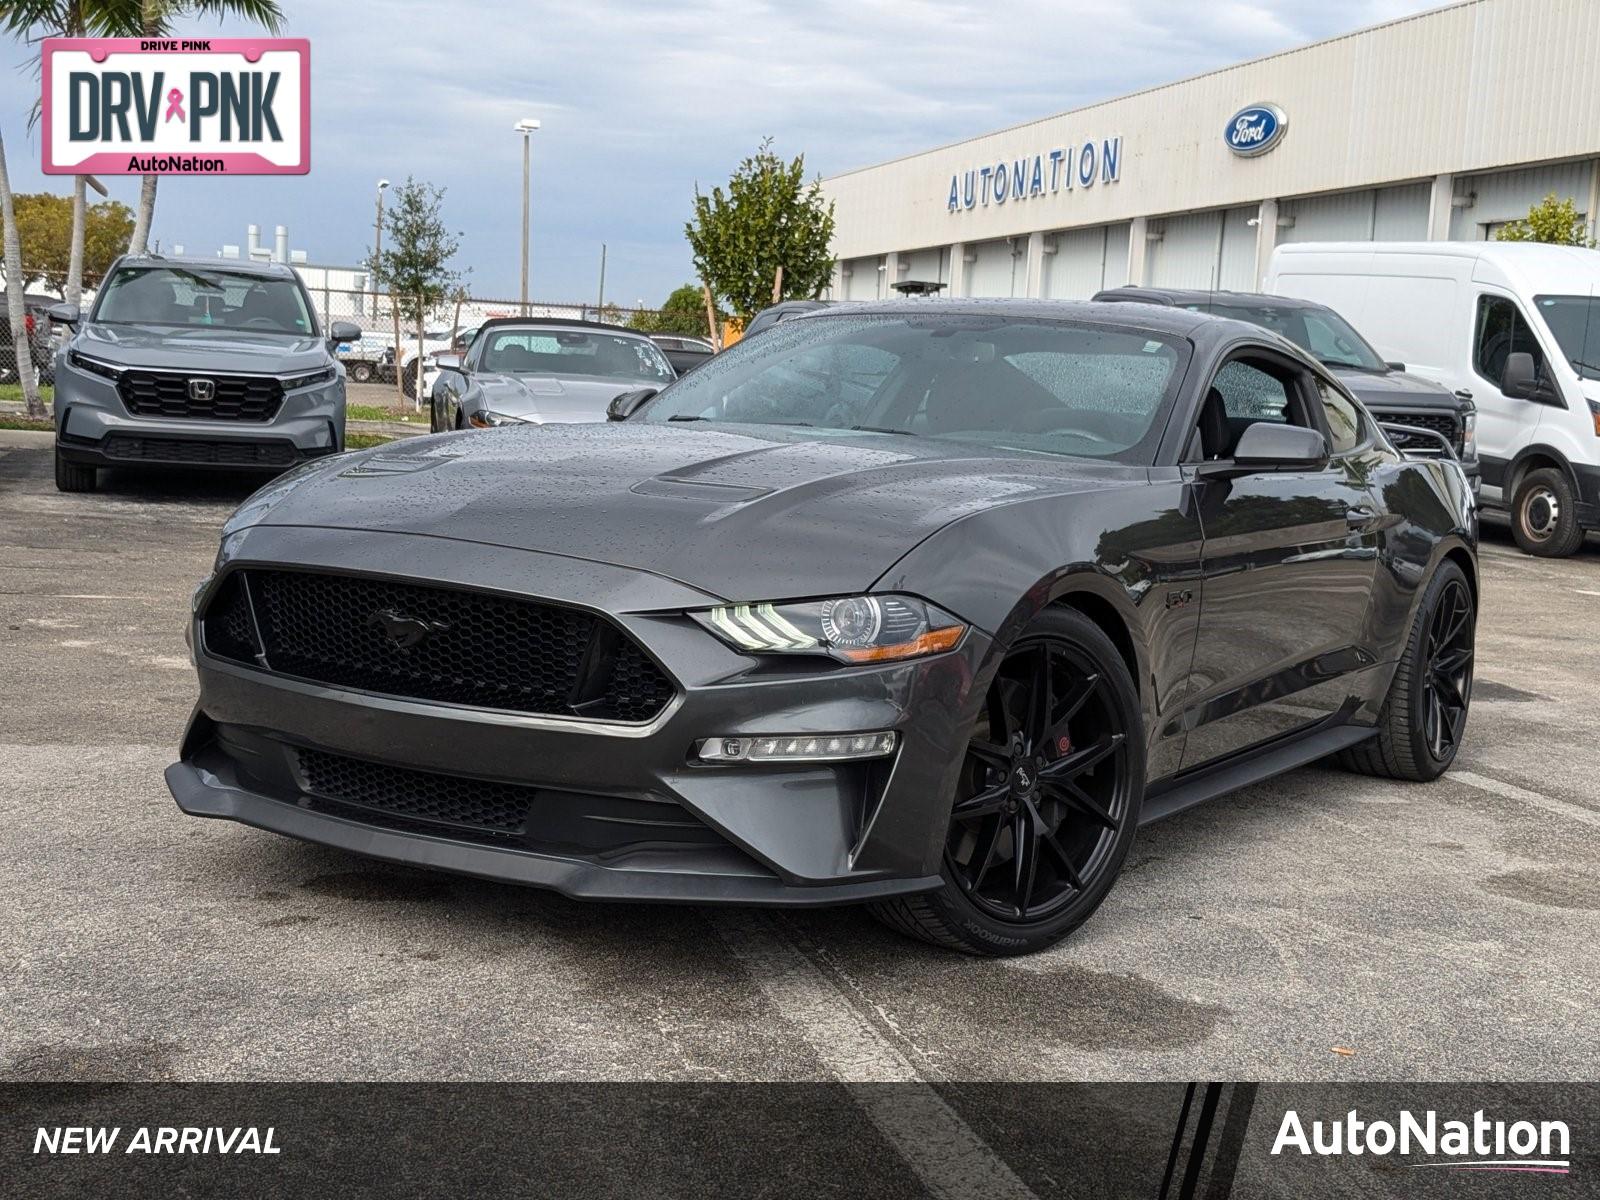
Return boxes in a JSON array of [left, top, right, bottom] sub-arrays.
[[848, 424, 916, 436], [667, 414, 712, 422], [666, 415, 815, 427]]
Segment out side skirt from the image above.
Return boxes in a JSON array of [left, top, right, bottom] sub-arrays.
[[1139, 721, 1376, 826]]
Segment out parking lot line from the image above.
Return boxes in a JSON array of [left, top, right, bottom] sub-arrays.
[[1448, 769, 1600, 831], [715, 911, 1043, 1200]]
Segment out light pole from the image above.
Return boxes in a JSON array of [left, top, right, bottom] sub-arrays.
[[515, 118, 540, 314], [371, 178, 389, 320]]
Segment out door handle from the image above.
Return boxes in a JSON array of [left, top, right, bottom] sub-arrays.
[[1345, 504, 1378, 527]]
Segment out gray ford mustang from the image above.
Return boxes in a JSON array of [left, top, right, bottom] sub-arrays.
[[428, 318, 676, 431], [169, 300, 1477, 955]]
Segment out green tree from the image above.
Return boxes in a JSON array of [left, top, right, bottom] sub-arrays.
[[1496, 193, 1595, 246], [685, 139, 836, 321], [14, 192, 134, 294], [629, 283, 723, 337], [367, 177, 462, 406]]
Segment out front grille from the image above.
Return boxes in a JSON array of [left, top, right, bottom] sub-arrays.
[[118, 370, 284, 421], [291, 746, 725, 855], [299, 748, 532, 839], [103, 434, 300, 466], [201, 568, 675, 722], [1382, 411, 1461, 454]]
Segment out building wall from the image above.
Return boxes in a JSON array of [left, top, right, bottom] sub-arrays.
[[820, 0, 1600, 300]]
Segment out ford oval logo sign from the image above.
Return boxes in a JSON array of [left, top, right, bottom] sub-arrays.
[[1225, 104, 1287, 157]]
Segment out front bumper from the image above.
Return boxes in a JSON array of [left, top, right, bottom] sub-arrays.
[[54, 363, 345, 471], [169, 526, 985, 905]]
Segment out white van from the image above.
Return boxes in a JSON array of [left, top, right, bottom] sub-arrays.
[[1266, 241, 1600, 556]]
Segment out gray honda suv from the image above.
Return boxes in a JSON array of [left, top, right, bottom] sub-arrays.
[[49, 255, 360, 493]]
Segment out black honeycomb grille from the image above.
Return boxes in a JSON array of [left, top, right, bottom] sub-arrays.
[[298, 748, 532, 838], [200, 569, 675, 721], [1382, 411, 1462, 454], [118, 370, 284, 421]]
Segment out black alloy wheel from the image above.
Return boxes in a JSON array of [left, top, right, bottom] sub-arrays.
[[1421, 576, 1474, 764], [871, 608, 1144, 955], [1339, 559, 1475, 782]]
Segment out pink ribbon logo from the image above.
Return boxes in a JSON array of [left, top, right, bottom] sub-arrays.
[[164, 88, 185, 123]]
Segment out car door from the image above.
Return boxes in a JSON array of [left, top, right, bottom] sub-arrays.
[[1179, 348, 1383, 769], [1469, 290, 1555, 503]]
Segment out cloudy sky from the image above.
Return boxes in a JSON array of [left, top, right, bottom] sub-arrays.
[[1, 0, 1441, 305]]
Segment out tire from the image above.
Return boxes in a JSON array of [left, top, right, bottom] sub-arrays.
[[871, 608, 1145, 956], [54, 448, 97, 493], [1339, 560, 1474, 782], [349, 362, 374, 383], [1510, 467, 1585, 557]]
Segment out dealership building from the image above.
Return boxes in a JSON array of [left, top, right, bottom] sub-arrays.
[[820, 0, 1600, 302]]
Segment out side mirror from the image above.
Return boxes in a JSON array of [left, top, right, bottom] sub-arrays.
[[1501, 351, 1542, 400], [434, 353, 464, 373], [1384, 360, 1406, 373], [607, 387, 658, 422], [328, 320, 363, 347], [1218, 421, 1328, 472], [46, 303, 80, 326]]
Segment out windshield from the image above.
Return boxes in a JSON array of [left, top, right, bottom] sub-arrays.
[[641, 312, 1190, 463], [92, 266, 316, 336], [477, 328, 675, 383], [1534, 295, 1600, 381], [1190, 301, 1386, 371]]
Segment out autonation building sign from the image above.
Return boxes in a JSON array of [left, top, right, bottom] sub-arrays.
[[947, 137, 1122, 212]]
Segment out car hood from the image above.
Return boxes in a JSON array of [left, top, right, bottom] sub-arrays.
[[228, 423, 1139, 602], [1329, 365, 1456, 410], [75, 322, 330, 373], [472, 374, 650, 424]]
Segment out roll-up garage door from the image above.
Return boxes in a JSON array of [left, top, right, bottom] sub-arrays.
[[841, 256, 881, 300], [965, 238, 1023, 297], [1043, 224, 1132, 299]]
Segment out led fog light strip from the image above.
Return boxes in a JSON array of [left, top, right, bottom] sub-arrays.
[[697, 731, 898, 763]]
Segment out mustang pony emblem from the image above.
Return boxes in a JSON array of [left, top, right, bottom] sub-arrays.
[[368, 609, 450, 649]]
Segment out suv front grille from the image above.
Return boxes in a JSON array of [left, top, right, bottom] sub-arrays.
[[118, 370, 284, 421], [201, 569, 675, 722], [1382, 411, 1461, 455], [103, 434, 300, 466]]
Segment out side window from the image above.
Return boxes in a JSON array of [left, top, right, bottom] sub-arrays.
[[1315, 379, 1362, 454], [1193, 358, 1303, 462], [1474, 295, 1544, 388], [1212, 360, 1291, 422]]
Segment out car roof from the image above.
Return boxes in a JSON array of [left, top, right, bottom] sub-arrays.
[[1093, 286, 1330, 312], [109, 253, 299, 279], [795, 297, 1219, 337], [474, 316, 652, 340]]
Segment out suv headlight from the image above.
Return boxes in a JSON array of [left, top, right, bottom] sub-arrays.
[[68, 349, 123, 380], [281, 367, 337, 390], [692, 595, 965, 663], [1461, 406, 1477, 454]]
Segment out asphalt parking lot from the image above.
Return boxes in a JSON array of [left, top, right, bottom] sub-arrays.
[[2, 430, 1598, 1085]]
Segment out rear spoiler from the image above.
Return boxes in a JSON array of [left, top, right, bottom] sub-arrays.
[[1378, 421, 1457, 463]]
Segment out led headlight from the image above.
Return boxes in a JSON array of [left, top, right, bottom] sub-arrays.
[[281, 367, 337, 390], [467, 410, 536, 428], [693, 595, 965, 663], [68, 350, 123, 380]]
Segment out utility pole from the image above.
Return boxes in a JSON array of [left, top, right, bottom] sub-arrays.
[[597, 243, 607, 315], [515, 118, 540, 314], [372, 178, 389, 326]]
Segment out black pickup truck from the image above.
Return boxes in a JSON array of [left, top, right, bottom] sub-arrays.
[[1094, 286, 1478, 491]]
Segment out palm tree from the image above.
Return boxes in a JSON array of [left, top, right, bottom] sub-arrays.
[[126, 0, 286, 252], [0, 128, 45, 418]]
